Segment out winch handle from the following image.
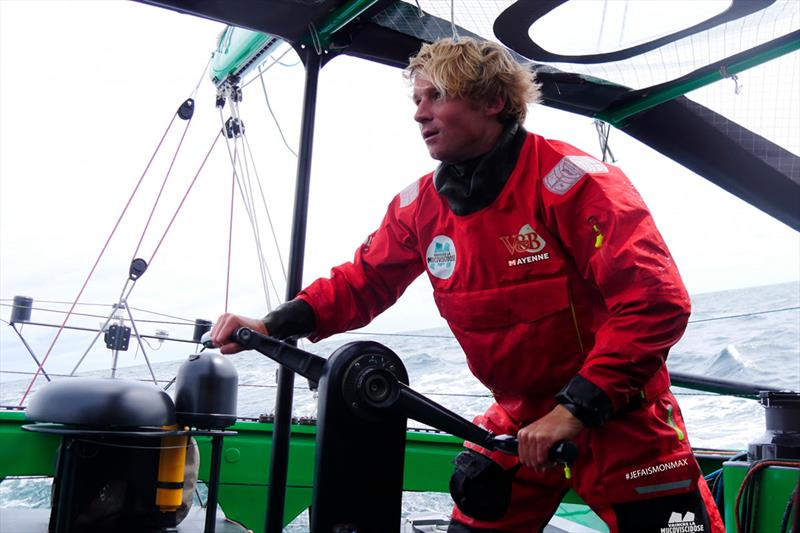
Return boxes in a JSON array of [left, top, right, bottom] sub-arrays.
[[200, 331, 214, 349], [490, 434, 578, 465]]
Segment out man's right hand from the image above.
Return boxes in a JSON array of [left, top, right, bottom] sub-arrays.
[[211, 313, 269, 354]]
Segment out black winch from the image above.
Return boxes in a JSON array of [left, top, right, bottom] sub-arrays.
[[748, 390, 800, 460]]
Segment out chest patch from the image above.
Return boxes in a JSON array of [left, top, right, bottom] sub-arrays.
[[399, 179, 420, 207], [426, 235, 456, 279], [500, 224, 551, 267], [544, 155, 608, 195], [500, 224, 546, 255]]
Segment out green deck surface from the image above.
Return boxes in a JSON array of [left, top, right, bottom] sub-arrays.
[[4, 410, 791, 533]]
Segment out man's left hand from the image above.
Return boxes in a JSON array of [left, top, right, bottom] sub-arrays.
[[516, 404, 583, 470]]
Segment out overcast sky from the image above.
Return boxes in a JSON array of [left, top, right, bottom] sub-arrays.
[[1, 1, 798, 377]]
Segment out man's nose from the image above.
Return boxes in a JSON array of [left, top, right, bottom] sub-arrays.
[[414, 100, 430, 123]]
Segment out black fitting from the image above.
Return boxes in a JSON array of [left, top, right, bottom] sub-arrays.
[[177, 98, 195, 120]]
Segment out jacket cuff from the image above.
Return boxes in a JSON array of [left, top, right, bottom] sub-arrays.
[[262, 299, 316, 340], [555, 375, 613, 427]]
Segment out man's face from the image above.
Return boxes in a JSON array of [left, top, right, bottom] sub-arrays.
[[412, 76, 503, 164]]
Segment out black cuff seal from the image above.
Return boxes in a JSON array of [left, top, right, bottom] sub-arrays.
[[261, 299, 316, 341], [555, 375, 614, 427]]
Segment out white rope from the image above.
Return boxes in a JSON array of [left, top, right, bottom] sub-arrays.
[[241, 46, 295, 89], [450, 0, 460, 41], [191, 53, 213, 100], [217, 108, 273, 311], [230, 99, 282, 305], [255, 63, 298, 158], [242, 132, 288, 283]]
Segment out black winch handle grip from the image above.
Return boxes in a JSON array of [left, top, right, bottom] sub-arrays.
[[489, 435, 578, 465], [392, 383, 577, 464], [200, 331, 214, 349]]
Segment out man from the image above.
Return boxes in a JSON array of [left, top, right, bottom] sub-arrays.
[[212, 38, 724, 533]]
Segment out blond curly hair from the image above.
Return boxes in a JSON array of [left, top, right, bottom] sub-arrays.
[[404, 37, 541, 125]]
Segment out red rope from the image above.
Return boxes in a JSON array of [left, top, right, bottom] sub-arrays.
[[734, 459, 800, 532], [148, 129, 223, 265], [225, 157, 237, 313], [132, 118, 193, 260], [19, 113, 179, 406]]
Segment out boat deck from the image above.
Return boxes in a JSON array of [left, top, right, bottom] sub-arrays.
[[0, 505, 248, 533]]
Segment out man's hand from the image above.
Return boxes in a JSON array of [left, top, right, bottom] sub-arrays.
[[516, 404, 583, 470], [211, 313, 269, 354]]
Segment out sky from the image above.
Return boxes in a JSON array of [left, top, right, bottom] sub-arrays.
[[1, 1, 798, 378]]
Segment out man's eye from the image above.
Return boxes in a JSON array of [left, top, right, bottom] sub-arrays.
[[432, 91, 442, 100]]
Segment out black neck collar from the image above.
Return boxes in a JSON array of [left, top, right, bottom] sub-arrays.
[[433, 123, 527, 216]]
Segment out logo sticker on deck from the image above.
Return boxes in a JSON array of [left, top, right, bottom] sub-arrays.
[[426, 235, 456, 279], [544, 156, 608, 195]]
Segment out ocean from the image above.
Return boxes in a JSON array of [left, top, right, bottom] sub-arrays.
[[1, 280, 798, 528]]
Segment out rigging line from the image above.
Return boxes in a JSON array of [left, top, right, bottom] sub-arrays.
[[70, 279, 136, 377], [126, 305, 195, 323], [11, 324, 51, 382], [243, 132, 288, 282], [241, 47, 294, 89], [688, 306, 799, 324], [225, 160, 236, 313], [0, 299, 117, 307], [191, 53, 214, 100], [147, 129, 224, 266], [450, 0, 459, 41], [18, 113, 180, 405], [132, 116, 193, 260], [0, 304, 194, 325], [218, 109, 273, 310], [256, 63, 299, 157], [236, 106, 283, 303], [597, 0, 609, 52], [229, 107, 274, 309], [218, 114, 261, 309]]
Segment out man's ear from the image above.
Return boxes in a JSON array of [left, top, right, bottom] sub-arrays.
[[485, 95, 505, 117]]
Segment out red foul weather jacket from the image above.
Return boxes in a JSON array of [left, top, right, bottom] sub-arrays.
[[297, 132, 690, 424]]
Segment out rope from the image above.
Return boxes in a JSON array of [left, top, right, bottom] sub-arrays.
[[191, 54, 213, 100], [241, 46, 295, 89], [450, 0, 459, 41], [132, 117, 194, 260], [238, 116, 283, 302], [147, 129, 223, 265], [217, 107, 275, 311], [232, 98, 278, 305], [18, 113, 181, 406], [226, 161, 236, 312], [243, 132, 288, 282], [688, 306, 799, 324], [735, 460, 800, 533], [258, 62, 297, 157]]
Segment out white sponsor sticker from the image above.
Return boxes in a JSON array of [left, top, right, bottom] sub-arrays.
[[425, 235, 456, 279], [544, 155, 608, 195], [399, 179, 420, 207], [661, 511, 705, 533]]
